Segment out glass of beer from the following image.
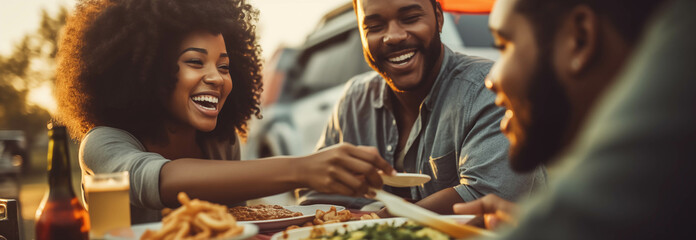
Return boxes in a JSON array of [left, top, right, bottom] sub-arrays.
[[84, 171, 131, 238]]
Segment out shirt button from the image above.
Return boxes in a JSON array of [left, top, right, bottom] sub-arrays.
[[392, 120, 396, 125], [387, 145, 393, 152]]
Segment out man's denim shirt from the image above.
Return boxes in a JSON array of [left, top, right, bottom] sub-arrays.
[[317, 46, 546, 202]]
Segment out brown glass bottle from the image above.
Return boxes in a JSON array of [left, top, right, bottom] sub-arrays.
[[35, 125, 90, 240]]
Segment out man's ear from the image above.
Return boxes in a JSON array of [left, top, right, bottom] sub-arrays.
[[563, 5, 598, 76]]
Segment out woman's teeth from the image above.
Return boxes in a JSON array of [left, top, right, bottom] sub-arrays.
[[191, 95, 219, 110], [192, 95, 219, 104], [388, 51, 415, 65]]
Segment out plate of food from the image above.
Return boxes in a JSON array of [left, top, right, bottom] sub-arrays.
[[269, 215, 475, 240], [105, 192, 258, 240], [229, 204, 345, 232]]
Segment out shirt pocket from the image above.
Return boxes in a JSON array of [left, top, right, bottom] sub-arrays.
[[427, 150, 458, 188]]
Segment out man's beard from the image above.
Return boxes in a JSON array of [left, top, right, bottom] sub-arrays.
[[509, 51, 572, 173], [365, 32, 442, 92]]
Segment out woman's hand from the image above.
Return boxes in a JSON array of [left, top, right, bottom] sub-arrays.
[[297, 143, 395, 197], [453, 194, 518, 230]]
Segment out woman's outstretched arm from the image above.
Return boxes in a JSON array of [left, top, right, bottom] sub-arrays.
[[159, 143, 395, 207]]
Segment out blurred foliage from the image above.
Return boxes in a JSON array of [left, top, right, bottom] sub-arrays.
[[0, 8, 67, 150]]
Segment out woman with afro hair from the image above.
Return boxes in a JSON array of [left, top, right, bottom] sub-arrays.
[[55, 0, 394, 224]]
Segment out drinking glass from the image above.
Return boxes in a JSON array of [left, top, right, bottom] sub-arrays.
[[84, 171, 131, 238]]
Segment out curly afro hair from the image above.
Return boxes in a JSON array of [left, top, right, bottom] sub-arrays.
[[56, 0, 262, 143]]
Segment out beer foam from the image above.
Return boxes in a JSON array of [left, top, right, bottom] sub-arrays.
[[85, 179, 129, 191]]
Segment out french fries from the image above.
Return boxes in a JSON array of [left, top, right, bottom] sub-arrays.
[[141, 192, 244, 240]]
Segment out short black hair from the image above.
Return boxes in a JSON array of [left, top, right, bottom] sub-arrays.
[[515, 0, 668, 46], [56, 0, 263, 142]]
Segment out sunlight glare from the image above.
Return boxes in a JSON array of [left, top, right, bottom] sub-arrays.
[[28, 82, 57, 114]]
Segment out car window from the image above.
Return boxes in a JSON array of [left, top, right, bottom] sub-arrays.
[[276, 48, 298, 71], [451, 14, 493, 47], [289, 29, 371, 99]]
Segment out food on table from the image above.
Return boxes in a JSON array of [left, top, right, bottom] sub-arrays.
[[286, 206, 380, 231], [359, 213, 380, 221], [140, 192, 243, 240], [229, 204, 303, 221], [313, 206, 352, 225], [304, 221, 449, 240]]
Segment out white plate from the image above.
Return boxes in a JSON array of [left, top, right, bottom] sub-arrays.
[[238, 204, 345, 232], [269, 215, 475, 240], [104, 222, 258, 240], [381, 173, 431, 187]]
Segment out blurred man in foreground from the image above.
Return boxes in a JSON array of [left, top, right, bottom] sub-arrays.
[[455, 0, 696, 238], [485, 0, 666, 173], [309, 0, 546, 214]]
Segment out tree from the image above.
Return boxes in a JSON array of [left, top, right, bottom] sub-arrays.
[[0, 8, 67, 163]]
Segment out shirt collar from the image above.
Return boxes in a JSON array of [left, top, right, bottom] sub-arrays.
[[372, 45, 454, 111], [373, 78, 388, 108]]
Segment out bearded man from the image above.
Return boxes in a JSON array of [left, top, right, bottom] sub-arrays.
[[310, 0, 545, 214]]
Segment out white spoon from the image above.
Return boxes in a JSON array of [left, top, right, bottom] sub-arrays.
[[380, 173, 431, 187]]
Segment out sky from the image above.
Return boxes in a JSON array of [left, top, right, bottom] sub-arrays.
[[0, 0, 350, 112]]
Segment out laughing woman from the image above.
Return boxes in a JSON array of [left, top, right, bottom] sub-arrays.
[[55, 0, 393, 224]]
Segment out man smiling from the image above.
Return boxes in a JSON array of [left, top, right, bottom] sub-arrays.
[[314, 0, 545, 214], [483, 0, 664, 173], [453, 0, 673, 233]]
